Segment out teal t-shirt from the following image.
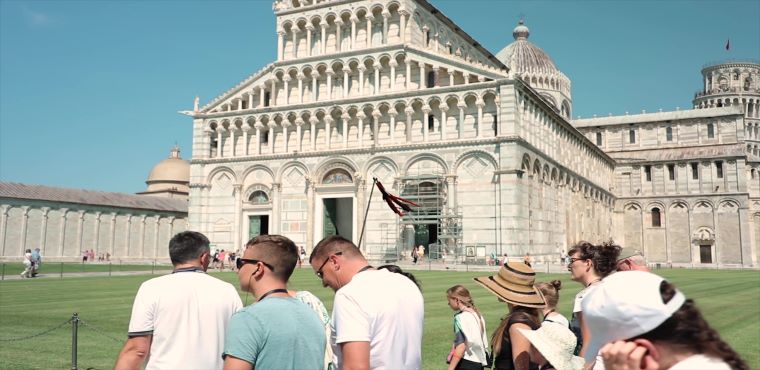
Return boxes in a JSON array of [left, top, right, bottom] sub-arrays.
[[223, 297, 325, 369]]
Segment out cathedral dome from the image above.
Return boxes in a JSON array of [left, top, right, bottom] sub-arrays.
[[495, 20, 560, 76], [142, 147, 190, 198]]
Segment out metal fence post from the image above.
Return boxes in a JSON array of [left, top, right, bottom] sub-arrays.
[[152, 260, 155, 275], [71, 313, 79, 370], [60, 262, 64, 279]]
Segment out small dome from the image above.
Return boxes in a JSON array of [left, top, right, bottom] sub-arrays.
[[147, 147, 189, 185], [495, 20, 560, 76]]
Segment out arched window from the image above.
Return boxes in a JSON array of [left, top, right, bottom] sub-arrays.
[[707, 123, 715, 138], [248, 190, 269, 204], [323, 168, 353, 184], [427, 114, 435, 132], [666, 126, 673, 141], [629, 129, 636, 144], [651, 208, 661, 227], [596, 132, 603, 146]]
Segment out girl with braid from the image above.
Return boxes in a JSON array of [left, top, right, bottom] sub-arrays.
[[446, 285, 491, 370], [582, 271, 748, 370]]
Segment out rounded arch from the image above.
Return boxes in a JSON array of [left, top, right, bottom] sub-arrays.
[[244, 184, 271, 204], [207, 166, 238, 184], [717, 198, 740, 211], [275, 160, 311, 183], [404, 152, 449, 175], [362, 155, 400, 176], [315, 156, 360, 181], [669, 200, 690, 211], [520, 153, 532, 172], [454, 150, 498, 173], [240, 164, 275, 185], [623, 201, 642, 211]]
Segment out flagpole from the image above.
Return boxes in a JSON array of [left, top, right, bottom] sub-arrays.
[[357, 177, 377, 251]]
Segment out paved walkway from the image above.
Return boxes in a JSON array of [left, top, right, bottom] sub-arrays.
[[1, 269, 174, 281]]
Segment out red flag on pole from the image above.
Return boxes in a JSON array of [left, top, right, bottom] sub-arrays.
[[374, 178, 419, 216], [725, 39, 730, 51]]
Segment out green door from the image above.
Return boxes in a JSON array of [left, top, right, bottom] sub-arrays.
[[323, 199, 338, 237], [249, 215, 269, 239]]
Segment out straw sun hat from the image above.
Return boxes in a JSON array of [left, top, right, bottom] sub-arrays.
[[473, 262, 545, 308]]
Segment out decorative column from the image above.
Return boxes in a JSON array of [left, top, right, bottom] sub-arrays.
[[335, 18, 343, 52], [248, 90, 254, 108], [58, 209, 68, 257], [326, 70, 334, 100], [476, 98, 485, 137], [254, 122, 264, 155], [282, 121, 291, 153], [342, 112, 351, 148], [152, 217, 160, 259], [366, 14, 374, 48], [216, 127, 224, 158], [271, 183, 282, 234], [309, 117, 318, 151], [320, 21, 328, 55], [233, 184, 242, 250], [295, 118, 304, 151], [406, 59, 412, 90], [342, 67, 351, 98], [440, 104, 449, 140], [350, 15, 358, 49], [138, 215, 146, 258], [325, 116, 333, 149], [270, 78, 277, 107], [374, 65, 381, 94], [356, 112, 365, 147], [229, 125, 236, 157], [109, 212, 116, 257], [93, 212, 101, 257], [389, 60, 397, 91], [124, 214, 132, 257], [19, 206, 30, 254], [449, 71, 455, 86], [306, 176, 316, 249], [358, 66, 366, 95], [372, 109, 381, 146], [283, 75, 291, 105], [242, 121, 251, 156], [389, 111, 397, 143], [418, 61, 425, 89], [311, 72, 319, 102], [458, 102, 466, 139], [291, 27, 299, 59], [297, 73, 305, 104], [40, 207, 49, 254], [0, 206, 9, 255], [259, 86, 265, 106], [432, 66, 440, 87], [399, 9, 409, 43], [404, 106, 414, 142], [422, 105, 431, 142], [277, 30, 285, 61], [306, 24, 314, 57], [382, 10, 390, 44], [464, 73, 470, 85], [267, 122, 277, 154]]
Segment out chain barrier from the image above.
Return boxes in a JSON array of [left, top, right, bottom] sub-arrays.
[[0, 318, 73, 342], [78, 319, 123, 343]]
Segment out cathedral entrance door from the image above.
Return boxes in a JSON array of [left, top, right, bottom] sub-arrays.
[[322, 198, 353, 240], [248, 215, 269, 239]]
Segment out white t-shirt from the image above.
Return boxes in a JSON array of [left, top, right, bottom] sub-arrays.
[[542, 312, 570, 328], [331, 269, 424, 370], [454, 310, 489, 364], [573, 282, 604, 370], [669, 354, 731, 370], [127, 270, 242, 370]]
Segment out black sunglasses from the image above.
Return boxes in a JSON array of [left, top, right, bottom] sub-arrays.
[[236, 258, 275, 271], [315, 252, 343, 279], [567, 257, 586, 266]]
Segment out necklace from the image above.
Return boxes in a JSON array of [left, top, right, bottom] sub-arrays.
[[257, 288, 289, 302]]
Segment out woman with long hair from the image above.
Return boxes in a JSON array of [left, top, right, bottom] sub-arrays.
[[446, 285, 490, 370], [583, 271, 748, 370], [535, 280, 569, 328], [474, 261, 546, 370]]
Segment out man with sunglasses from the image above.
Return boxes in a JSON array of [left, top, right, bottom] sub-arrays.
[[115, 231, 242, 370], [310, 235, 424, 370], [223, 235, 325, 370]]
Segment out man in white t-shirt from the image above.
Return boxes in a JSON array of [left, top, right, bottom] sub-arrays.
[[114, 231, 242, 370], [310, 235, 424, 370]]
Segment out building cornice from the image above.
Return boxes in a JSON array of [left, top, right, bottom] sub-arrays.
[[573, 106, 743, 127]]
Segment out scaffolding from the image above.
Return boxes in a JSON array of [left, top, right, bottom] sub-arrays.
[[398, 175, 463, 259]]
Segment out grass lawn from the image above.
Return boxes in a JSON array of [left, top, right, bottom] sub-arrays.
[[1, 262, 171, 278], [0, 268, 757, 369]]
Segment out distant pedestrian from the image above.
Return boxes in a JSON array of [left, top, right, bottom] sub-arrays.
[[523, 252, 532, 267], [82, 250, 88, 263], [20, 249, 33, 278], [31, 248, 42, 277], [115, 231, 242, 370]]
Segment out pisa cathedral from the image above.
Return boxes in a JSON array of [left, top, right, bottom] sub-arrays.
[[182, 0, 760, 267]]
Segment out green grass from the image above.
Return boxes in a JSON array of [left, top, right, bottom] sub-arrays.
[[1, 262, 171, 277], [0, 269, 758, 369]]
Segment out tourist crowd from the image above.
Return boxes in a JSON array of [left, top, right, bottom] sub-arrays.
[[113, 231, 748, 370]]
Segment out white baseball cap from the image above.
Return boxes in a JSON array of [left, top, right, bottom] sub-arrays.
[[580, 271, 686, 363]]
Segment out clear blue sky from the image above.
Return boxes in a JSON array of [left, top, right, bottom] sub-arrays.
[[1, 0, 758, 194]]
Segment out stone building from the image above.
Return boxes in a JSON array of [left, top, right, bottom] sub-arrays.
[[0, 148, 189, 261], [184, 0, 758, 267]]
